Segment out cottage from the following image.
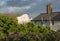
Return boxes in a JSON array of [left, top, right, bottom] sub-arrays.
[[33, 12, 60, 30], [33, 4, 60, 31]]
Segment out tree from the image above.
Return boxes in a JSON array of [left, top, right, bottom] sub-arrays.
[[0, 14, 19, 39]]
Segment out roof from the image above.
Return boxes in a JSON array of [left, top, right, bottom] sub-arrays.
[[33, 12, 60, 21]]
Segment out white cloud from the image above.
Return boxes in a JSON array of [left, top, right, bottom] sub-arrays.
[[0, 1, 37, 14], [0, 5, 31, 13], [22, 0, 27, 1], [30, 3, 37, 6], [37, 0, 42, 1], [7, 6, 31, 13], [0, 1, 6, 7]]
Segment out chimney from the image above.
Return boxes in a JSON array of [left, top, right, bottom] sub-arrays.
[[47, 3, 52, 14], [47, 3, 53, 30]]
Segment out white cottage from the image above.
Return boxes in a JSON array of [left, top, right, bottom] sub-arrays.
[[32, 4, 60, 31], [33, 12, 60, 31]]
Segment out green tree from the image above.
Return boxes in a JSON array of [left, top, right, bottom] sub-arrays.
[[0, 14, 19, 39]]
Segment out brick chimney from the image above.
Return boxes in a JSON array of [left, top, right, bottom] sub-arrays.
[[47, 3, 53, 30], [47, 3, 52, 14]]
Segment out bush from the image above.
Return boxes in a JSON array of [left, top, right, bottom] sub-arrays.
[[0, 14, 60, 41]]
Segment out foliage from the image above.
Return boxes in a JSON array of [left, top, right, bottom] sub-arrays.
[[0, 14, 60, 41]]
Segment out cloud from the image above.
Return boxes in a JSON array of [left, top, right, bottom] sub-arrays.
[[0, 0, 36, 14], [7, 6, 31, 13], [0, 1, 6, 7], [22, 0, 27, 1], [0, 5, 31, 13]]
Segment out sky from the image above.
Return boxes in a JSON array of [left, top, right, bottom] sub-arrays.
[[0, 0, 60, 18]]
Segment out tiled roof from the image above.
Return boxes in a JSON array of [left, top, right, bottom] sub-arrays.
[[33, 12, 60, 21]]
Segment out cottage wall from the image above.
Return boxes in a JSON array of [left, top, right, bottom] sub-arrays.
[[35, 21, 50, 27], [52, 21, 60, 31], [35, 21, 60, 31]]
